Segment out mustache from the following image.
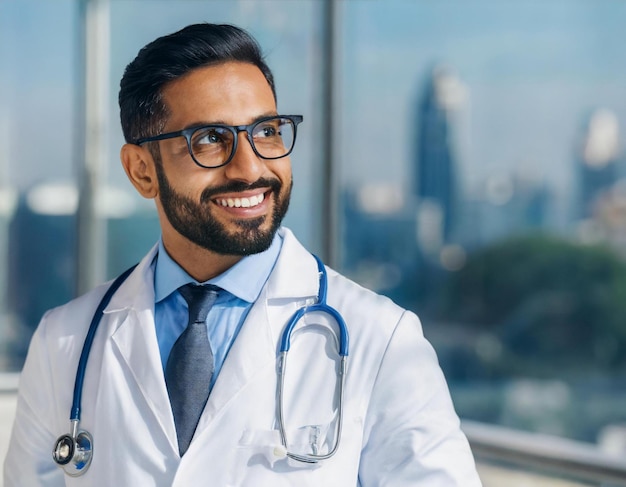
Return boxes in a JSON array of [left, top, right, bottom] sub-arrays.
[[200, 177, 282, 204]]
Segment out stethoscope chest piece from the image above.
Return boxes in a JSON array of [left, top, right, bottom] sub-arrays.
[[52, 428, 93, 476]]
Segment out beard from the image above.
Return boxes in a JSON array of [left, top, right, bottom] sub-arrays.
[[155, 162, 291, 256]]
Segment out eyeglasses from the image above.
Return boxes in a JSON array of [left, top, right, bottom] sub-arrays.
[[134, 115, 303, 169]]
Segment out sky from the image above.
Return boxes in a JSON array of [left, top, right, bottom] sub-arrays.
[[340, 1, 626, 202]]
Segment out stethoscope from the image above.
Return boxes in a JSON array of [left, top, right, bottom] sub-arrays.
[[52, 254, 348, 476], [277, 254, 348, 463]]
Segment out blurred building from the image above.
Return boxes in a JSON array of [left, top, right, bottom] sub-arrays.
[[413, 65, 467, 248], [576, 109, 621, 219], [458, 172, 551, 249], [574, 109, 626, 249], [7, 184, 77, 367], [341, 65, 470, 307], [4, 182, 159, 370], [341, 184, 422, 306]]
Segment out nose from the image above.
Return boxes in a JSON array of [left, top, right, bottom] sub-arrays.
[[223, 132, 265, 183]]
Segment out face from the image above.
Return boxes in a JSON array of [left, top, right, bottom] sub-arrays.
[[152, 62, 292, 256]]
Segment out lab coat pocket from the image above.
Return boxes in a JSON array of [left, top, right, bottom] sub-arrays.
[[236, 429, 290, 469], [236, 425, 331, 470], [231, 421, 334, 486], [229, 415, 359, 486], [228, 428, 318, 486]]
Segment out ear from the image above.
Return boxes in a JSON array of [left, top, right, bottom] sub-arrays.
[[120, 143, 159, 199]]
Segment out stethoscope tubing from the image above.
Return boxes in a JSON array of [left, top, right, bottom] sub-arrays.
[[279, 254, 348, 356], [70, 264, 137, 421], [278, 303, 348, 356], [277, 352, 347, 463]]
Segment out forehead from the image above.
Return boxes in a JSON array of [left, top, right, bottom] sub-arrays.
[[161, 61, 277, 127]]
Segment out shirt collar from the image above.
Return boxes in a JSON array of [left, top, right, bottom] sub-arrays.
[[154, 233, 283, 304]]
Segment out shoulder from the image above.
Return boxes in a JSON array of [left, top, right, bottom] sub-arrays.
[[33, 281, 113, 346], [276, 227, 417, 341], [34, 245, 157, 343], [322, 264, 428, 393], [325, 265, 413, 333]]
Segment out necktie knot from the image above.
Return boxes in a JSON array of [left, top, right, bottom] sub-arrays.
[[178, 283, 220, 325]]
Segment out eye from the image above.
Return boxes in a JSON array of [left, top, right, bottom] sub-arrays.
[[254, 120, 282, 139], [261, 126, 277, 137], [192, 127, 229, 146]]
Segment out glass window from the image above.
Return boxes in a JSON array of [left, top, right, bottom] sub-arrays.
[[0, 0, 325, 371], [336, 0, 626, 449], [3, 0, 626, 459], [0, 0, 79, 371]]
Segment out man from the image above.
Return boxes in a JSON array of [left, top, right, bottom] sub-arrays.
[[4, 23, 482, 486]]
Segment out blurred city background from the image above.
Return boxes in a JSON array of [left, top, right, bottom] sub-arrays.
[[2, 0, 626, 484]]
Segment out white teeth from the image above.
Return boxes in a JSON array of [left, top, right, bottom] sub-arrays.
[[217, 193, 265, 208]]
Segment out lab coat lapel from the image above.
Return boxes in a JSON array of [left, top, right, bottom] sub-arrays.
[[200, 286, 275, 422], [106, 246, 178, 451], [199, 229, 319, 427]]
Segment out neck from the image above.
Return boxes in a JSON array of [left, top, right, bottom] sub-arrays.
[[161, 235, 243, 282]]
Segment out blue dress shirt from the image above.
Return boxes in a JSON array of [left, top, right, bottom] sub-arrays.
[[153, 233, 283, 388]]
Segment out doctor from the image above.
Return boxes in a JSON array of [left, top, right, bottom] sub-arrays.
[[4, 23, 482, 486]]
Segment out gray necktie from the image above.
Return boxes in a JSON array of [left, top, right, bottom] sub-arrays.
[[165, 283, 219, 456]]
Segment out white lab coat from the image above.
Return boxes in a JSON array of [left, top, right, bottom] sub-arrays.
[[4, 228, 481, 486]]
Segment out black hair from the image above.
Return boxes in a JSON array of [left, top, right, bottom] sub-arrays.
[[118, 23, 276, 144]]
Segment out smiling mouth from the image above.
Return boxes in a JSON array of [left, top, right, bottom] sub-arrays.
[[215, 192, 266, 208]]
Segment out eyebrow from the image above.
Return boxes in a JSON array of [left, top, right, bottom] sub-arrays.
[[179, 111, 279, 132]]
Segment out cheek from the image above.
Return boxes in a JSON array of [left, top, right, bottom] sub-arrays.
[[269, 159, 292, 184], [163, 165, 220, 197]]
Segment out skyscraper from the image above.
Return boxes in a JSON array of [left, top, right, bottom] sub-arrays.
[[414, 65, 466, 248], [577, 108, 621, 220]]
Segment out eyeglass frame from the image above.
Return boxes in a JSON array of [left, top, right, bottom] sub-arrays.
[[133, 114, 304, 169]]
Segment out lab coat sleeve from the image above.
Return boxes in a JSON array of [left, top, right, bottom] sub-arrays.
[[3, 311, 67, 487], [358, 310, 482, 486]]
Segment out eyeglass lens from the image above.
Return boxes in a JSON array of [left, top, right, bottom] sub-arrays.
[[190, 117, 296, 167]]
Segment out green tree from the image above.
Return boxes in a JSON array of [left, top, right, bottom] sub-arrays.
[[440, 234, 626, 375]]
